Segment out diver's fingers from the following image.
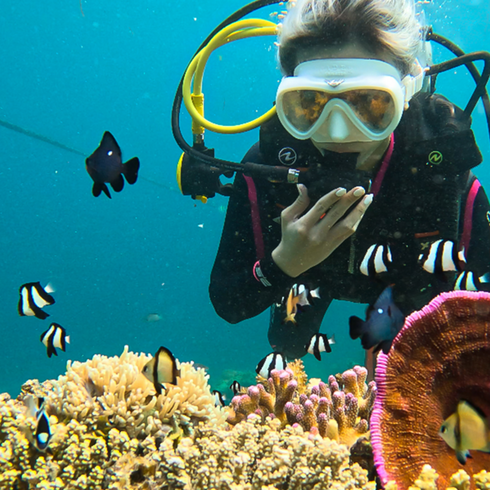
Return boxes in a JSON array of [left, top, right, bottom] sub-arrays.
[[326, 193, 373, 242], [299, 187, 347, 229], [281, 184, 311, 223]]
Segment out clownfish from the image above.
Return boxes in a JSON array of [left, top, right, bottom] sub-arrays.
[[142, 346, 180, 395], [439, 400, 490, 465]]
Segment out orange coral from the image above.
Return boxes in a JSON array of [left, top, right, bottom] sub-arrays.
[[371, 291, 490, 490]]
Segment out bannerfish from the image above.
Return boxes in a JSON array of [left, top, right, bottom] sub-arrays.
[[349, 285, 405, 354], [40, 323, 70, 358], [142, 346, 180, 395], [85, 131, 140, 198], [418, 239, 466, 280], [229, 380, 243, 396], [282, 284, 320, 324], [213, 390, 226, 407], [18, 282, 55, 320], [360, 244, 393, 276], [439, 400, 490, 465], [256, 352, 286, 378], [454, 271, 490, 291], [24, 396, 52, 452], [305, 333, 335, 361]]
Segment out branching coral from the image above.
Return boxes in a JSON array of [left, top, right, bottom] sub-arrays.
[[227, 362, 376, 450]]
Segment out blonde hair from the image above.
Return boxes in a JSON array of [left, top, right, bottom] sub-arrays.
[[278, 0, 423, 76]]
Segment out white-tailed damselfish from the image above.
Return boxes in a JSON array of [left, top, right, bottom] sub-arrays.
[[18, 282, 55, 320], [349, 285, 405, 354], [142, 346, 180, 395], [40, 323, 70, 358], [85, 131, 140, 198]]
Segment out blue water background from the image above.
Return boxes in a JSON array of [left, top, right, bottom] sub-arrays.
[[0, 1, 488, 398]]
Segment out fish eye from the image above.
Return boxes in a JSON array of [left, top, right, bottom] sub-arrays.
[[377, 308, 384, 314], [440, 425, 446, 433], [107, 150, 113, 156]]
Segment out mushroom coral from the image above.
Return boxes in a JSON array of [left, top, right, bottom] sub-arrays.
[[371, 291, 490, 490]]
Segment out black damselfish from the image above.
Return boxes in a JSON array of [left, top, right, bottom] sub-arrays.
[[349, 285, 405, 354], [85, 131, 140, 198]]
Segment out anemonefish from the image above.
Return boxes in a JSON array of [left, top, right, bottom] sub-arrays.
[[418, 239, 466, 279], [439, 400, 490, 465], [18, 282, 55, 320], [24, 395, 52, 452], [360, 244, 392, 276], [85, 131, 140, 198], [305, 333, 335, 361], [213, 390, 226, 407], [142, 346, 180, 395], [40, 323, 70, 358], [256, 352, 286, 378], [454, 271, 490, 291], [349, 285, 405, 355], [283, 284, 320, 324]]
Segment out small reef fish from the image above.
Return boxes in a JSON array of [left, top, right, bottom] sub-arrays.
[[360, 244, 392, 276], [305, 333, 335, 361], [256, 352, 286, 379], [24, 395, 52, 452], [213, 390, 226, 407], [439, 400, 490, 465], [229, 380, 242, 396], [144, 313, 162, 323], [454, 271, 490, 291], [142, 346, 180, 395], [18, 282, 55, 320], [282, 284, 320, 324], [40, 323, 70, 358], [349, 285, 405, 354], [418, 239, 466, 279], [85, 131, 140, 198]]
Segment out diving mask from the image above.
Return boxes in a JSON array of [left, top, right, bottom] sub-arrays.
[[276, 58, 425, 144]]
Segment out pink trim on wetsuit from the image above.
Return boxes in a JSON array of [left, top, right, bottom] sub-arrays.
[[461, 178, 481, 255], [243, 175, 265, 260], [370, 133, 395, 196]]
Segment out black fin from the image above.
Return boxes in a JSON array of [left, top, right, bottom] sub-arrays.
[[110, 174, 124, 193], [92, 182, 112, 199], [123, 157, 140, 184], [349, 316, 365, 339], [379, 339, 393, 355]]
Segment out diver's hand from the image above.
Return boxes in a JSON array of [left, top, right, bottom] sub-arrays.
[[272, 184, 373, 277]]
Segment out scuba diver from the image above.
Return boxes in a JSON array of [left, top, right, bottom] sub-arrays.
[[174, 0, 490, 359]]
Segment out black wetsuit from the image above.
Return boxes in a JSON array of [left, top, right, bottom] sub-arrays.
[[210, 93, 490, 358]]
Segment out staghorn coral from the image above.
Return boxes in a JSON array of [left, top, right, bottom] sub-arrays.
[[227, 361, 376, 450], [371, 291, 490, 490]]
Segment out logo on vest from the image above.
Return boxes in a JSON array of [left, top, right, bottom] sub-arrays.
[[278, 147, 297, 166], [427, 151, 443, 166]]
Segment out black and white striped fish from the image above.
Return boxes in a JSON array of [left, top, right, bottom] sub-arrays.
[[256, 352, 286, 378], [24, 395, 52, 452], [213, 390, 226, 407], [360, 244, 392, 276], [454, 271, 490, 291], [418, 239, 466, 277], [229, 380, 243, 396], [18, 282, 55, 320], [40, 323, 70, 358], [305, 333, 335, 361]]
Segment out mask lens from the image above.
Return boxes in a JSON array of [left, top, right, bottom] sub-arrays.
[[340, 89, 396, 132], [280, 90, 333, 133]]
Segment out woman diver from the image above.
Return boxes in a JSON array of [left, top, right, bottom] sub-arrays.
[[207, 0, 490, 359]]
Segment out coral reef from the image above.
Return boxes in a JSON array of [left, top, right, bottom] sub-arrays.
[[227, 362, 376, 449], [371, 291, 490, 490]]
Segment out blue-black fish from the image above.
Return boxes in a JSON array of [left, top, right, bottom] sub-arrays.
[[18, 282, 55, 320], [85, 131, 140, 198], [349, 285, 405, 354]]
